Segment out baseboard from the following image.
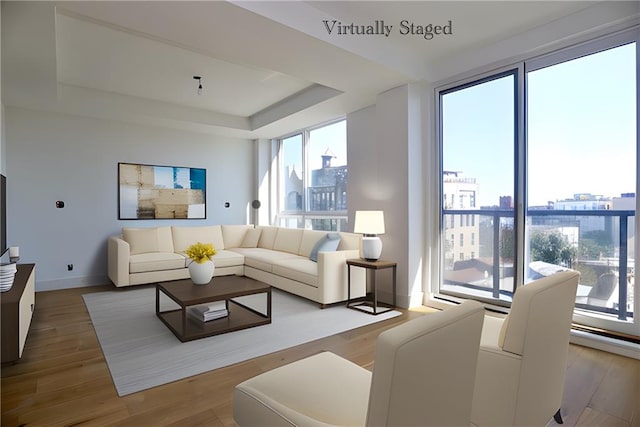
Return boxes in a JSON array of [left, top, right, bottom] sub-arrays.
[[425, 296, 639, 360], [570, 329, 640, 360], [36, 275, 111, 292], [374, 289, 422, 310]]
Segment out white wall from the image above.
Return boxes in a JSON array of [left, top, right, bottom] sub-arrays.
[[255, 138, 276, 226], [347, 84, 425, 308], [6, 107, 253, 291]]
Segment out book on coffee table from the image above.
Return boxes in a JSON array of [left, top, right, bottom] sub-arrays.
[[187, 301, 228, 322]]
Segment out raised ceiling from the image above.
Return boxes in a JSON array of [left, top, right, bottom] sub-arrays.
[[55, 12, 314, 118], [2, 1, 638, 139]]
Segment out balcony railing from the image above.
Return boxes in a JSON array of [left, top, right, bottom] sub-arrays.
[[442, 208, 635, 321], [276, 211, 348, 232]]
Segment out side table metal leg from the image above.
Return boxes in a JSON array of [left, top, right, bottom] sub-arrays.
[[347, 264, 352, 307], [392, 265, 397, 308], [372, 268, 378, 314]]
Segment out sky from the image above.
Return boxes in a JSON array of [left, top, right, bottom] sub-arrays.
[[442, 41, 636, 207], [279, 43, 636, 208], [282, 120, 347, 179]]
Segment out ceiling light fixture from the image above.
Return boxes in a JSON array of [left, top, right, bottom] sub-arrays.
[[193, 75, 203, 95]]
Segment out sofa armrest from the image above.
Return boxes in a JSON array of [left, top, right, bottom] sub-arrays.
[[317, 250, 365, 303], [108, 236, 130, 287]]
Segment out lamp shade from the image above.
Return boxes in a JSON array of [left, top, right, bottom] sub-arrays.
[[354, 210, 385, 235]]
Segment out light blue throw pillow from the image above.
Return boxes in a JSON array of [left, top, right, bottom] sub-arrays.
[[309, 233, 341, 262]]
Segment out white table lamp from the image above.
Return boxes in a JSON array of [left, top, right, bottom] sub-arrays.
[[354, 210, 385, 261]]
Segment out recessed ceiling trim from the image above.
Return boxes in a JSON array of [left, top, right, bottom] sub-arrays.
[[56, 6, 231, 67], [55, 5, 315, 85], [250, 84, 343, 130], [57, 83, 252, 131]]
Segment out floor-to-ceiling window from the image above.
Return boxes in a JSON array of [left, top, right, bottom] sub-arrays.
[[277, 119, 348, 230], [440, 71, 518, 306], [437, 28, 638, 337], [525, 37, 637, 336]]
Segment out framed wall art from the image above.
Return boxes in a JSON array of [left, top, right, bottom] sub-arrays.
[[118, 162, 206, 220]]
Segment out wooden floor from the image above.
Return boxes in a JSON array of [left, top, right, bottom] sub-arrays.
[[1, 285, 639, 426]]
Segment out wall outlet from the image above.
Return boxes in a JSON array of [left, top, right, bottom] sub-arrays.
[[67, 264, 73, 271]]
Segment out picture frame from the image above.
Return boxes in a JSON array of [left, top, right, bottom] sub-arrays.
[[118, 162, 206, 220]]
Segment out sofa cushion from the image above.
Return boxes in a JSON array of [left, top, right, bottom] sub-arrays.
[[273, 228, 304, 254], [272, 258, 318, 287], [129, 252, 186, 273], [298, 230, 327, 257], [480, 315, 506, 352], [241, 228, 262, 248], [257, 226, 279, 249], [123, 226, 174, 255], [222, 225, 252, 249], [338, 232, 360, 251], [172, 225, 224, 252], [309, 233, 341, 262], [209, 249, 245, 268], [231, 248, 299, 273]]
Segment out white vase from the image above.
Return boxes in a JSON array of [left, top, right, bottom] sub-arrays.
[[188, 260, 215, 285]]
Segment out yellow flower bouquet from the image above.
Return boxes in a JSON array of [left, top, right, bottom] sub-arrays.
[[185, 242, 217, 264]]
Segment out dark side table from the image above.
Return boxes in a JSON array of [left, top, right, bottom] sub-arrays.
[[346, 259, 397, 315]]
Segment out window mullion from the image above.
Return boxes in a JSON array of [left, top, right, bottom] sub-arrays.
[[514, 62, 526, 295], [302, 130, 309, 216]]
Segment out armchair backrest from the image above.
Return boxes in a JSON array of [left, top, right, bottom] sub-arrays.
[[500, 269, 580, 424], [366, 300, 484, 427], [501, 270, 579, 356]]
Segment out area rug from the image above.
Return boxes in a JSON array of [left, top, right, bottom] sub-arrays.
[[83, 287, 401, 396]]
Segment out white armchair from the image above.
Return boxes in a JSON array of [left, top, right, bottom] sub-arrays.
[[233, 300, 485, 426], [470, 270, 580, 426]]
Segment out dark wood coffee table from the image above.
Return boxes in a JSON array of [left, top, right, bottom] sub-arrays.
[[156, 275, 271, 342]]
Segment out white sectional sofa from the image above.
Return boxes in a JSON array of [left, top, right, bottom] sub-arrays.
[[107, 225, 365, 307]]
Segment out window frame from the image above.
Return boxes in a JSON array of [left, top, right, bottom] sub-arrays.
[[436, 66, 522, 308]]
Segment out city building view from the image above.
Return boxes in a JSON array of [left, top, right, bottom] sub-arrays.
[[442, 171, 635, 321], [283, 148, 348, 231], [278, 120, 348, 232]]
